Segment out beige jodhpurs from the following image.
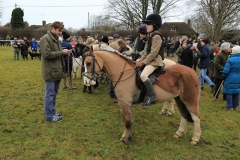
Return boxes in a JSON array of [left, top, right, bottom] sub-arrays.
[[140, 65, 158, 82]]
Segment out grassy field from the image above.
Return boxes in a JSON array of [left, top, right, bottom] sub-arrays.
[[0, 46, 239, 160]]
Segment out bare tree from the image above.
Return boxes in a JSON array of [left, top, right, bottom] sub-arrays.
[[106, 0, 180, 29], [89, 14, 122, 31], [189, 0, 240, 42]]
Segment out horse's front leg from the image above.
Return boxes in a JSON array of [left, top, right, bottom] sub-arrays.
[[118, 98, 133, 144]]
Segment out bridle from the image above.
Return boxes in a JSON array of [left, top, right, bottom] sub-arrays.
[[83, 53, 102, 83], [83, 53, 137, 89]]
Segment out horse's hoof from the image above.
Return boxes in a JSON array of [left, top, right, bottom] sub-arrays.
[[191, 140, 198, 145], [120, 136, 132, 144], [173, 134, 180, 139]]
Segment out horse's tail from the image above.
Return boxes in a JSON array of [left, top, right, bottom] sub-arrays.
[[174, 96, 193, 123]]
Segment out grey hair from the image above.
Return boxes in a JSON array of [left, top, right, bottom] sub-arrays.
[[220, 42, 230, 51]]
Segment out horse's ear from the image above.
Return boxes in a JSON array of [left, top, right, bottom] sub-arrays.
[[89, 46, 93, 54], [86, 46, 93, 55]]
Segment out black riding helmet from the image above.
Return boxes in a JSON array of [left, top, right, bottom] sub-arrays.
[[138, 24, 147, 34], [142, 13, 162, 31]]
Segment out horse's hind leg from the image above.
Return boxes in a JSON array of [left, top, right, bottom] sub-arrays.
[[190, 113, 201, 144], [174, 116, 188, 138], [118, 98, 133, 144]]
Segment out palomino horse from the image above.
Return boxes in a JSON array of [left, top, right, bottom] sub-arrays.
[[84, 49, 201, 145]]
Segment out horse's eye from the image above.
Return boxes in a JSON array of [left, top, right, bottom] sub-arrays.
[[86, 62, 91, 66]]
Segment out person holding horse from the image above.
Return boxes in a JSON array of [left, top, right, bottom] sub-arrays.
[[135, 13, 164, 106], [131, 24, 148, 61], [40, 21, 72, 122], [61, 31, 76, 89]]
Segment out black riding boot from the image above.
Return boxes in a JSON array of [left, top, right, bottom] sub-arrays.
[[87, 86, 93, 94], [141, 79, 157, 106], [83, 85, 87, 93]]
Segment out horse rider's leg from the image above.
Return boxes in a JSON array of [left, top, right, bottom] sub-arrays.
[[118, 98, 133, 144], [173, 116, 188, 138], [140, 65, 157, 106], [190, 113, 201, 145]]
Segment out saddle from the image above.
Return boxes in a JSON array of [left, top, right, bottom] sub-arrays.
[[136, 64, 166, 102]]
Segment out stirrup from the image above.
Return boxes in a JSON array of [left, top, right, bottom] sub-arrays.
[[141, 97, 156, 106]]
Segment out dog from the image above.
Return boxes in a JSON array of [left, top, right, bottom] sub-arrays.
[[28, 51, 41, 60]]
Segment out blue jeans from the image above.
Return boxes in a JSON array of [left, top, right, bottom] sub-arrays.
[[226, 93, 239, 109], [109, 81, 116, 98], [199, 68, 214, 88], [44, 80, 61, 119]]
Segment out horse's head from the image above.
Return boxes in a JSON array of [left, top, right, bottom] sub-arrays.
[[84, 46, 103, 83]]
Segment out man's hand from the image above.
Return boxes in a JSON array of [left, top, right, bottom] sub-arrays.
[[63, 49, 72, 55], [135, 61, 145, 68]]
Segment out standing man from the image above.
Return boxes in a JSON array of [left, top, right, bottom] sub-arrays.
[[40, 21, 72, 122], [194, 39, 215, 91], [12, 37, 20, 60]]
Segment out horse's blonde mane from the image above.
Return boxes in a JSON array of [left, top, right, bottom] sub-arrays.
[[91, 46, 134, 61]]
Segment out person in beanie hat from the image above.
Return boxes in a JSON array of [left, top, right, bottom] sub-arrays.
[[193, 39, 215, 91], [135, 13, 164, 106], [101, 36, 109, 44], [61, 31, 77, 89], [132, 24, 148, 60], [62, 31, 70, 40], [222, 46, 240, 110]]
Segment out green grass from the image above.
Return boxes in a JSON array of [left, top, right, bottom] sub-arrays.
[[0, 46, 239, 160]]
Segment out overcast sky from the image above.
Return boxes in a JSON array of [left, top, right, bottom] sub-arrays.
[[0, 0, 188, 29]]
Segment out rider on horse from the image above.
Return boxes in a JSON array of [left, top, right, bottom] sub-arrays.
[[135, 13, 164, 106]]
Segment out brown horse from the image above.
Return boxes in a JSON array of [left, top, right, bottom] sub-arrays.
[[84, 49, 201, 145]]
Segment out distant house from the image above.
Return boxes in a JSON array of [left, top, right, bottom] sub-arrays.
[[159, 20, 198, 39]]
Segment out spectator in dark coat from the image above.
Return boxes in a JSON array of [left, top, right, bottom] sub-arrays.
[[20, 40, 28, 60], [194, 39, 215, 91], [181, 43, 193, 68]]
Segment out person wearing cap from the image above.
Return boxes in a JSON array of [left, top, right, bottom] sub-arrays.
[[213, 42, 231, 101], [109, 34, 120, 50], [125, 35, 134, 48], [135, 13, 164, 106], [108, 36, 114, 44], [61, 31, 76, 89], [40, 21, 72, 122], [132, 24, 148, 60], [222, 45, 240, 110], [194, 39, 215, 91]]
